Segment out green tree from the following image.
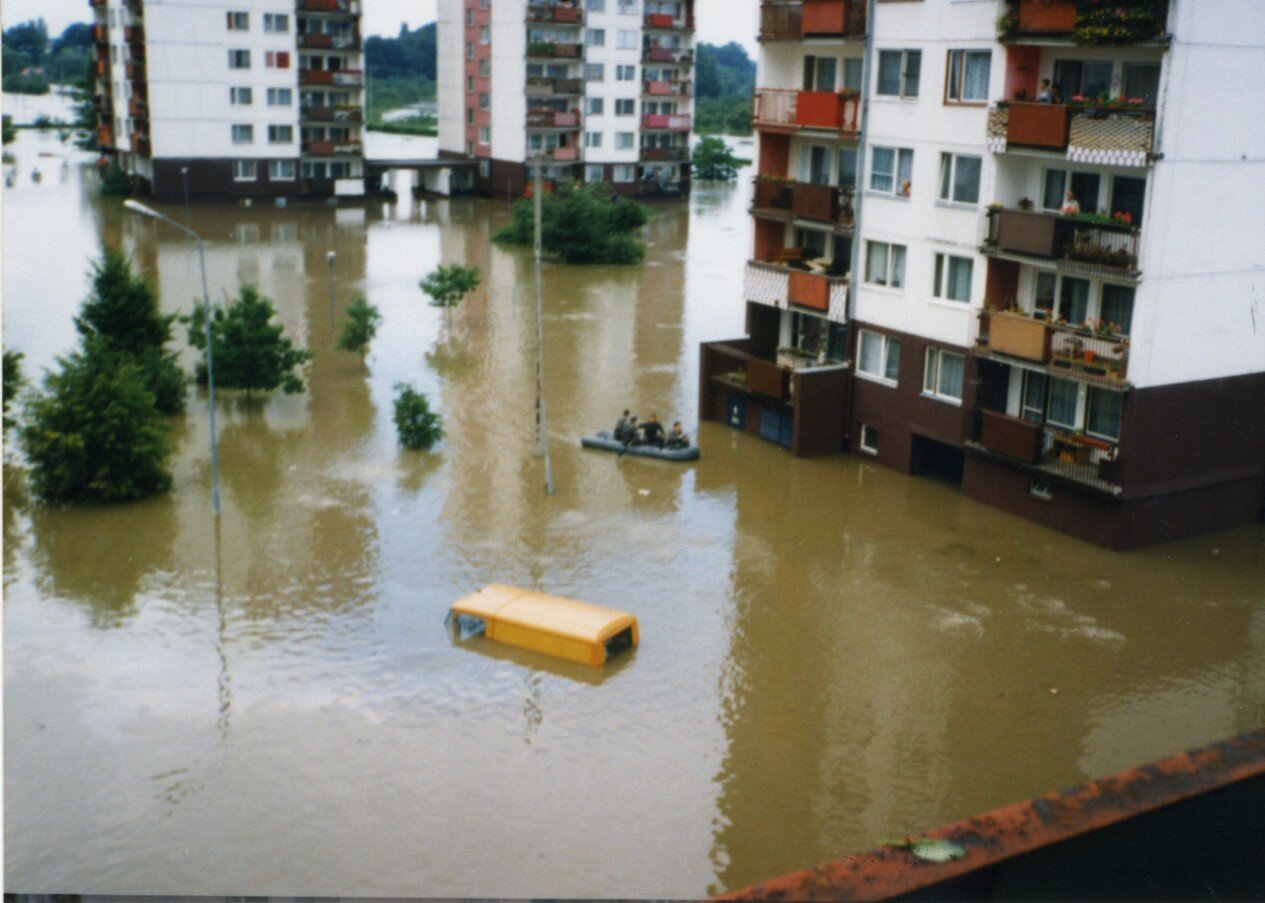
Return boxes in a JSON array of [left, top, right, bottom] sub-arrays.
[[337, 294, 383, 363], [185, 284, 313, 398], [76, 246, 185, 413], [392, 383, 443, 450], [492, 182, 650, 264], [691, 136, 747, 182], [419, 264, 481, 323], [19, 340, 173, 503], [3, 350, 24, 431]]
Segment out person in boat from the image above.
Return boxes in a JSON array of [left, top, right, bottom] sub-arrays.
[[613, 409, 632, 442], [623, 415, 640, 445], [640, 415, 666, 448], [666, 422, 689, 449]]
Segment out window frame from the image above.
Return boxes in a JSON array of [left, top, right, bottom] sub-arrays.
[[922, 347, 965, 405], [931, 252, 974, 303], [944, 49, 991, 104], [876, 49, 920, 98], [937, 152, 981, 205], [857, 329, 901, 387], [232, 159, 257, 182], [864, 240, 906, 289], [869, 145, 913, 197]]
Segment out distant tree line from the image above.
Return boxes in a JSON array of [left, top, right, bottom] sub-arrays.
[[365, 22, 437, 122], [695, 42, 757, 136], [3, 19, 94, 94]]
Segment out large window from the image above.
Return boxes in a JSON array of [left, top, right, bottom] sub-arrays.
[[267, 125, 293, 143], [1099, 284, 1135, 335], [803, 55, 837, 92], [1042, 169, 1101, 213], [923, 348, 965, 403], [1123, 62, 1161, 107], [946, 50, 991, 102], [870, 146, 913, 196], [228, 49, 251, 69], [232, 160, 257, 181], [266, 87, 292, 106], [1058, 276, 1090, 324], [932, 253, 973, 302], [1086, 388, 1123, 441], [865, 241, 906, 288], [1053, 59, 1112, 103], [1111, 175, 1146, 226], [876, 49, 920, 97], [1046, 378, 1079, 430], [263, 13, 288, 32], [858, 330, 901, 385], [586, 28, 605, 46], [226, 11, 249, 30], [231, 124, 254, 144], [938, 153, 981, 204], [268, 160, 295, 180]]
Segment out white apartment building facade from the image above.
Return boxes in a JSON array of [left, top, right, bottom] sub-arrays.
[[90, 0, 365, 200], [437, 0, 695, 198], [701, 0, 1265, 549]]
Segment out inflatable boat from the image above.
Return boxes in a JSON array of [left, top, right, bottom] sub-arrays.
[[580, 430, 700, 461]]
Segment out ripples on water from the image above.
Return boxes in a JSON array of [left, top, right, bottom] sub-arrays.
[[3, 122, 1264, 897]]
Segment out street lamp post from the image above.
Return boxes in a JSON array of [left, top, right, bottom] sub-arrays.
[[122, 198, 222, 519], [181, 166, 190, 222], [327, 250, 337, 335]]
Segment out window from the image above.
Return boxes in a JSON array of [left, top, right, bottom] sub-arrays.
[[1111, 175, 1146, 226], [870, 146, 913, 196], [876, 49, 920, 97], [858, 330, 901, 385], [1123, 62, 1161, 107], [478, 126, 490, 144], [267, 125, 293, 143], [268, 160, 295, 180], [1058, 276, 1090, 323], [1046, 378, 1079, 430], [230, 86, 253, 105], [228, 49, 250, 69], [802, 55, 837, 92], [466, 43, 474, 60], [616, 64, 636, 81], [617, 29, 639, 49], [865, 241, 906, 288], [265, 51, 290, 69], [584, 131, 603, 147], [467, 75, 475, 92], [801, 144, 833, 185], [923, 348, 965, 403], [1099, 284, 1135, 335], [585, 63, 605, 81], [615, 132, 634, 149], [617, 0, 638, 13], [1053, 60, 1113, 104], [231, 124, 254, 144], [226, 11, 248, 30], [585, 97, 604, 115], [586, 28, 606, 46], [586, 0, 606, 9], [266, 87, 292, 106], [614, 164, 636, 182], [1086, 388, 1123, 441], [466, 8, 474, 25], [615, 98, 635, 116], [232, 160, 257, 181], [932, 253, 973, 302], [263, 13, 288, 33], [843, 57, 863, 92], [1021, 372, 1048, 423], [586, 164, 604, 182], [938, 153, 981, 204], [859, 424, 879, 455], [946, 50, 991, 102], [479, 93, 490, 110], [1042, 169, 1100, 213], [478, 59, 490, 77]]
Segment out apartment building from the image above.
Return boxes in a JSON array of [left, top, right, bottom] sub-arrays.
[[437, 0, 695, 198], [701, 0, 1265, 549], [90, 0, 365, 200]]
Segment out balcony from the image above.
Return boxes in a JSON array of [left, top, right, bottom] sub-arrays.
[[640, 146, 689, 163], [752, 88, 859, 136], [987, 102, 1155, 166], [977, 310, 1130, 385], [999, 0, 1166, 44], [97, 125, 113, 147], [644, 13, 687, 29], [551, 146, 580, 162], [527, 41, 582, 59], [303, 139, 364, 156], [128, 98, 148, 118], [123, 25, 144, 42], [525, 76, 583, 97], [527, 4, 582, 24], [527, 109, 580, 128], [642, 46, 693, 65], [126, 60, 145, 80], [93, 24, 108, 43], [759, 0, 865, 40], [984, 207, 1139, 274], [644, 79, 691, 97], [299, 32, 359, 49], [745, 260, 848, 320], [643, 113, 691, 131], [792, 181, 854, 226], [298, 0, 361, 13], [130, 133, 150, 157], [300, 68, 364, 87], [301, 105, 364, 123], [970, 410, 1121, 493], [759, 2, 801, 40]]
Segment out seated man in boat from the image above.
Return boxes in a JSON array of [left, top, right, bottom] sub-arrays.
[[666, 422, 689, 449], [613, 409, 632, 442], [639, 415, 666, 448], [623, 415, 640, 445]]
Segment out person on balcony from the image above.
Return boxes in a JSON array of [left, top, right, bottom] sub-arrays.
[[639, 415, 666, 448], [1036, 79, 1054, 103], [666, 422, 690, 450], [1060, 190, 1081, 215]]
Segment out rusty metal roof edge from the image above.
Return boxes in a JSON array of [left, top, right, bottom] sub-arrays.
[[716, 728, 1265, 902]]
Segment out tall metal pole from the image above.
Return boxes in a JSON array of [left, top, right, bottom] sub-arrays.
[[532, 158, 554, 495], [181, 166, 190, 223], [326, 250, 337, 335]]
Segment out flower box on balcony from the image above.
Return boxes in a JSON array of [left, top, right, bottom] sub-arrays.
[[1016, 0, 1076, 34], [795, 90, 856, 132], [791, 181, 838, 222], [788, 271, 829, 312], [801, 0, 849, 36], [987, 311, 1050, 363], [978, 410, 1044, 464], [1006, 102, 1070, 150]]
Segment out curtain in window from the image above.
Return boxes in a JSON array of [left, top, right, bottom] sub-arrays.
[[860, 332, 883, 374], [1086, 388, 1123, 441], [947, 257, 973, 302], [866, 242, 889, 285], [1047, 379, 1079, 429], [1022, 372, 1048, 423], [903, 52, 921, 96], [1042, 170, 1066, 211], [890, 245, 906, 288], [884, 338, 901, 381], [1059, 277, 1089, 324], [1100, 284, 1135, 334], [870, 147, 894, 192], [963, 51, 990, 101], [877, 52, 901, 95], [938, 352, 964, 399], [896, 149, 913, 193]]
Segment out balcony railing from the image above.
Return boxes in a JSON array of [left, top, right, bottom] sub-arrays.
[[999, 0, 1166, 43], [760, 2, 801, 40], [640, 146, 689, 162], [745, 260, 849, 320], [984, 208, 1140, 273], [525, 76, 583, 97], [971, 410, 1121, 493], [123, 25, 144, 42], [301, 105, 364, 122], [299, 32, 359, 49], [128, 98, 148, 118], [300, 68, 364, 87], [988, 102, 1155, 165], [527, 4, 582, 24], [298, 0, 361, 13], [792, 181, 855, 227], [644, 79, 692, 97], [753, 88, 859, 135], [644, 12, 687, 29], [527, 109, 580, 128], [759, 0, 865, 39], [702, 340, 792, 402], [93, 24, 108, 42], [126, 60, 146, 80], [643, 113, 691, 131], [527, 41, 582, 58], [642, 46, 693, 65], [977, 310, 1129, 384], [303, 139, 364, 156]]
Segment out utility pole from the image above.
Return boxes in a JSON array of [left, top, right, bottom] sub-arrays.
[[532, 157, 554, 495]]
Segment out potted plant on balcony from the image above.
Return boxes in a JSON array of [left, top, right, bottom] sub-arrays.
[[1018, 196, 1034, 211]]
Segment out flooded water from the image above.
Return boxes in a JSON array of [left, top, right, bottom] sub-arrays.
[[3, 121, 1263, 898]]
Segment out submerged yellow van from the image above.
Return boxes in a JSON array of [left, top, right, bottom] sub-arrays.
[[446, 584, 639, 667]]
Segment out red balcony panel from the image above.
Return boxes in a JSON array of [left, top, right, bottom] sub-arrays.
[[552, 146, 579, 162], [794, 90, 857, 132], [802, 0, 847, 35], [646, 80, 671, 96], [788, 271, 829, 311], [646, 13, 676, 28], [553, 6, 581, 23], [301, 69, 336, 85], [1016, 0, 1077, 34], [644, 46, 674, 62], [1007, 102, 1070, 150], [791, 181, 839, 222]]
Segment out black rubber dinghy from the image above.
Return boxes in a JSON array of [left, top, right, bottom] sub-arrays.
[[581, 430, 700, 461]]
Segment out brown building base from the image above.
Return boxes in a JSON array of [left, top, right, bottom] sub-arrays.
[[474, 157, 690, 199], [149, 158, 318, 201]]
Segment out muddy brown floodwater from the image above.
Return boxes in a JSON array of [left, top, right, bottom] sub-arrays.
[[4, 127, 1264, 898]]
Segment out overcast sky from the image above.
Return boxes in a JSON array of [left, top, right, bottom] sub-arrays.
[[2, 0, 758, 54]]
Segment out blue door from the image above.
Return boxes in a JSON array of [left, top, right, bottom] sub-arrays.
[[759, 408, 794, 448]]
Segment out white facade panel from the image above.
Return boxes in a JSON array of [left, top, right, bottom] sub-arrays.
[[437, 0, 466, 155]]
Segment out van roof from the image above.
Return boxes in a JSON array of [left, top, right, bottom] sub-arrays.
[[451, 584, 636, 644]]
